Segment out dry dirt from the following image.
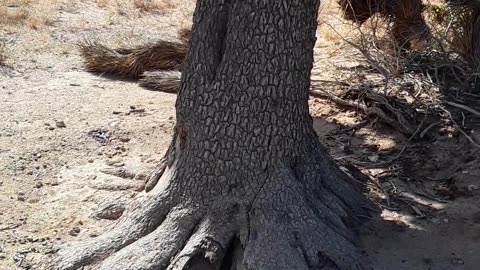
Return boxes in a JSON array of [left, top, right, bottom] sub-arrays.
[[1, 1, 480, 270]]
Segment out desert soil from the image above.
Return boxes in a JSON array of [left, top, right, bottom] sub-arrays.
[[1, 1, 480, 270]]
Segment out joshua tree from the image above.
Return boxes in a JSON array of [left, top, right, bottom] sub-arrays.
[[57, 1, 372, 269]]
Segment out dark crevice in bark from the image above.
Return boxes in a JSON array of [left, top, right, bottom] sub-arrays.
[[219, 237, 239, 270], [316, 251, 339, 270]]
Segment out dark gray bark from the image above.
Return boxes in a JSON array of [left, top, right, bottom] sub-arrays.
[[55, 1, 372, 269]]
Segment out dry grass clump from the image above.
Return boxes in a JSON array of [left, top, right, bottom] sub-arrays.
[[446, 1, 479, 65], [139, 70, 181, 93], [424, 0, 480, 89], [337, 0, 431, 48], [0, 0, 56, 29], [133, 0, 176, 13], [95, 0, 176, 15], [79, 38, 187, 78]]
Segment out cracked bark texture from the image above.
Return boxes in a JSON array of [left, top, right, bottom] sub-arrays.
[[55, 0, 373, 269]]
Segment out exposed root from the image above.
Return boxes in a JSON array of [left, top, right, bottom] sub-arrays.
[[79, 40, 187, 78], [56, 191, 172, 270], [56, 160, 371, 270], [168, 208, 239, 270], [100, 167, 138, 179], [97, 207, 201, 270], [243, 166, 370, 270], [144, 157, 167, 192], [93, 199, 127, 220], [145, 131, 181, 192]]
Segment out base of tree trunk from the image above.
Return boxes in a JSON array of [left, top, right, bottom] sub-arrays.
[[55, 134, 372, 270], [56, 1, 374, 269]]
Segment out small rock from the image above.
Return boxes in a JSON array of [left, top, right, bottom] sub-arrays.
[[48, 126, 55, 130], [55, 121, 66, 128], [44, 247, 58, 254], [68, 227, 81, 236], [0, 254, 5, 260], [119, 137, 130, 143], [115, 146, 126, 152], [27, 198, 39, 203], [87, 159, 94, 163]]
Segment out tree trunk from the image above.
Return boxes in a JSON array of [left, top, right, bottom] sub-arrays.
[[56, 1, 372, 269]]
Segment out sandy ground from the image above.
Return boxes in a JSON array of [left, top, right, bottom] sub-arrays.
[[1, 1, 480, 269]]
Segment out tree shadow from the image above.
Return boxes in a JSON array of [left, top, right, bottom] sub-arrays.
[[310, 57, 480, 269]]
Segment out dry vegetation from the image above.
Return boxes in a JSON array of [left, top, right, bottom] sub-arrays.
[[94, 0, 176, 16], [0, 0, 57, 29]]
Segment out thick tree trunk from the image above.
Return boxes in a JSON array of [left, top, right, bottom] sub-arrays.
[[56, 1, 372, 269]]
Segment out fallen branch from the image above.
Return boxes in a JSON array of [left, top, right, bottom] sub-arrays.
[[446, 101, 480, 117], [443, 108, 480, 148], [310, 88, 415, 135]]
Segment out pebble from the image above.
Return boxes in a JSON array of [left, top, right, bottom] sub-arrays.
[[119, 137, 130, 143], [17, 192, 26, 201], [27, 198, 39, 203], [35, 182, 43, 188], [69, 227, 81, 236], [55, 121, 66, 128]]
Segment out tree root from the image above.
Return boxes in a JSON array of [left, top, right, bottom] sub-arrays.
[[56, 191, 172, 270], [56, 161, 371, 270], [57, 126, 371, 270], [96, 207, 200, 270]]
